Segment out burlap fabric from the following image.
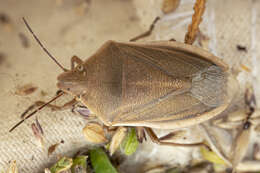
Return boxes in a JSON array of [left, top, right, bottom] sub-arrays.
[[0, 0, 259, 172]]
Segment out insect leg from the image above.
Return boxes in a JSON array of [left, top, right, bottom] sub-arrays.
[[129, 17, 160, 42], [20, 95, 78, 119], [136, 127, 146, 143], [33, 98, 78, 111], [71, 55, 84, 70], [145, 127, 209, 148], [20, 90, 65, 119]]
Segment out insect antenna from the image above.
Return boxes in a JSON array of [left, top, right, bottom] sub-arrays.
[[9, 92, 64, 132], [22, 17, 67, 72]]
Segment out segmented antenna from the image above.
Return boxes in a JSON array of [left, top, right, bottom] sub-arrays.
[[9, 92, 64, 132], [22, 17, 67, 72]]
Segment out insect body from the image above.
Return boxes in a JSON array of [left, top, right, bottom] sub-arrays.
[[10, 17, 236, 148], [57, 40, 232, 130]]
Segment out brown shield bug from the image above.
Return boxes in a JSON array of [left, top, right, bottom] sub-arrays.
[[10, 13, 237, 148]]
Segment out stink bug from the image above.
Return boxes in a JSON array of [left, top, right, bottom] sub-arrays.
[[10, 13, 236, 148]]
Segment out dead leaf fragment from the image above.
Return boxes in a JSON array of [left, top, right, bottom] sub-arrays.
[[7, 160, 18, 173], [15, 83, 38, 96], [240, 64, 251, 73], [82, 123, 107, 144], [253, 143, 260, 160], [184, 0, 206, 45], [161, 0, 180, 14], [31, 121, 45, 149], [36, 117, 44, 135], [109, 127, 127, 156], [254, 124, 260, 133], [230, 125, 251, 169], [44, 168, 51, 173], [48, 143, 60, 157]]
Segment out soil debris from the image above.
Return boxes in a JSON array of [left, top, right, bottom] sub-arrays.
[[236, 45, 247, 52], [48, 143, 60, 157], [0, 52, 6, 65], [0, 13, 10, 24], [15, 83, 38, 96], [161, 0, 180, 14], [18, 32, 30, 48]]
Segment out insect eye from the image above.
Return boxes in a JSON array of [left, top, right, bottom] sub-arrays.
[[77, 64, 84, 72]]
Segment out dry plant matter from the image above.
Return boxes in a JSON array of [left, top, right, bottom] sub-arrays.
[[15, 83, 38, 96], [161, 0, 180, 14], [185, 0, 206, 44]]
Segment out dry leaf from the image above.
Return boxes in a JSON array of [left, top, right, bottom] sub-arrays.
[[82, 123, 107, 144], [184, 0, 206, 45], [15, 83, 38, 96], [109, 127, 127, 156], [161, 0, 180, 14]]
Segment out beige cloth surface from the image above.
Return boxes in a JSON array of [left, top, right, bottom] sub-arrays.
[[0, 0, 260, 172]]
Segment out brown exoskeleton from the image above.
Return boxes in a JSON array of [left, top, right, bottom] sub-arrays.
[[10, 2, 237, 149]]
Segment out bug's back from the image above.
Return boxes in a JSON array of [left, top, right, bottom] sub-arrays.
[[79, 40, 233, 129]]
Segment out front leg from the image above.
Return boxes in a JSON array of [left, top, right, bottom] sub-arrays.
[[20, 98, 78, 119], [34, 98, 78, 111]]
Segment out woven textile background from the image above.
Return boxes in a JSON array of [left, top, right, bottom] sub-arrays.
[[0, 0, 260, 172]]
